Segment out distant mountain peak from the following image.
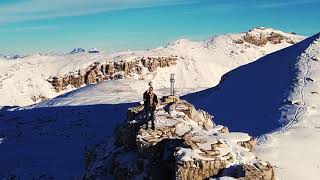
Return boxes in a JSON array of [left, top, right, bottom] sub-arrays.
[[70, 48, 86, 54], [2, 54, 27, 60]]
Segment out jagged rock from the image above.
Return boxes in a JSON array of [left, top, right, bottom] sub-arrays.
[[30, 94, 48, 103], [70, 74, 85, 88], [239, 28, 299, 46], [240, 161, 275, 180], [243, 33, 268, 46], [233, 39, 245, 44], [85, 69, 97, 84], [237, 138, 256, 151], [176, 158, 226, 180], [85, 99, 275, 180], [213, 161, 275, 180], [50, 77, 63, 92], [48, 56, 178, 92]]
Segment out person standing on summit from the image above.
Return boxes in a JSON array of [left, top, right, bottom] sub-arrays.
[[143, 83, 158, 130]]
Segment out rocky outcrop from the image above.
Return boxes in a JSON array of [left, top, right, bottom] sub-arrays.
[[243, 32, 293, 46], [48, 56, 178, 92], [30, 94, 48, 103], [234, 27, 299, 46], [241, 161, 275, 180], [84, 99, 275, 180], [213, 161, 275, 180]]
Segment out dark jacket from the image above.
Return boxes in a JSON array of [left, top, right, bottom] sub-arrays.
[[143, 91, 158, 110]]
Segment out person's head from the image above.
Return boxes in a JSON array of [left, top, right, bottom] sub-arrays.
[[148, 86, 153, 94]]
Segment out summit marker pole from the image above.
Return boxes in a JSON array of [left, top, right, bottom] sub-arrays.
[[170, 73, 175, 96]]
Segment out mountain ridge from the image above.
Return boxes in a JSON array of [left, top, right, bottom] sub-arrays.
[[0, 28, 305, 106], [183, 32, 320, 136]]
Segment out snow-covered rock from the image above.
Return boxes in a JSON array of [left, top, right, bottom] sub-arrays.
[[241, 27, 300, 46], [48, 56, 178, 92], [84, 99, 274, 180]]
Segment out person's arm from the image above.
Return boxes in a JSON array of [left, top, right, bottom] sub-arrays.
[[154, 94, 159, 106], [143, 91, 147, 103]]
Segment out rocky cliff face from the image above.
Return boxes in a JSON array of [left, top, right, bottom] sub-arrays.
[[48, 56, 178, 92], [84, 98, 275, 180]]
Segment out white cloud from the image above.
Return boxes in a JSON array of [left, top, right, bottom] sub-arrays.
[[0, 0, 193, 24], [254, 0, 320, 8], [0, 25, 60, 33]]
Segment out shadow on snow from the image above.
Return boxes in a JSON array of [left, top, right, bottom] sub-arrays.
[[183, 34, 319, 137], [0, 102, 138, 178]]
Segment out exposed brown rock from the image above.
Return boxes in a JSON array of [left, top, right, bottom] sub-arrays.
[[30, 94, 48, 103], [240, 161, 276, 180], [48, 56, 178, 92], [233, 39, 245, 44], [240, 31, 298, 46], [243, 34, 268, 46], [176, 158, 226, 180], [238, 138, 256, 151], [85, 69, 97, 84]]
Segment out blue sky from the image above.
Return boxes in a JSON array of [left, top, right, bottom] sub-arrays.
[[0, 0, 319, 54]]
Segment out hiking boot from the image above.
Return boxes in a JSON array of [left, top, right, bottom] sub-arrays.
[[151, 126, 155, 130]]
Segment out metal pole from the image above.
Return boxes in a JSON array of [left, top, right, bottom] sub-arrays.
[[170, 73, 175, 96]]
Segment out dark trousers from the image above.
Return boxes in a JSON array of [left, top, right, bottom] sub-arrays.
[[145, 107, 155, 128]]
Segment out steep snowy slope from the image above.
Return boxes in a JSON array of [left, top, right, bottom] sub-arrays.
[[257, 34, 320, 180], [0, 28, 304, 106], [184, 33, 319, 136], [184, 33, 320, 179]]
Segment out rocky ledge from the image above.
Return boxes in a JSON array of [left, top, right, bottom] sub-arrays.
[[84, 98, 275, 180], [48, 56, 178, 92]]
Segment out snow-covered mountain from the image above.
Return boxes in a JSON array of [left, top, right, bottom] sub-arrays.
[[184, 33, 320, 179], [0, 27, 304, 106], [0, 28, 318, 179], [0, 28, 313, 179]]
